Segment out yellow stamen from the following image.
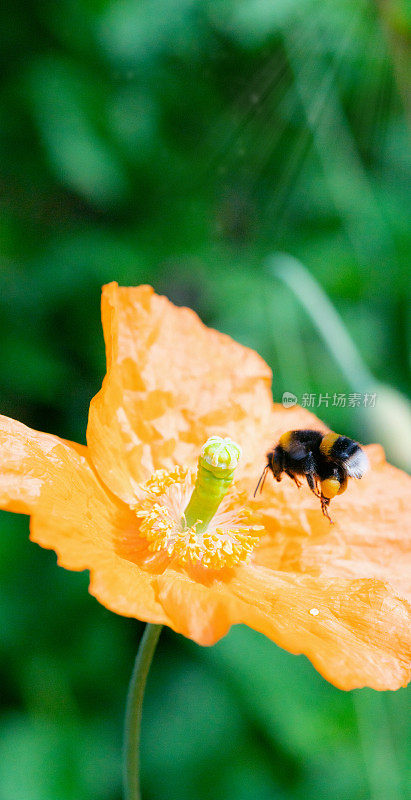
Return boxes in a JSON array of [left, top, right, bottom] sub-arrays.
[[134, 464, 262, 570]]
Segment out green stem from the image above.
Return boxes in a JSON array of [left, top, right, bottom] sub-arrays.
[[123, 623, 163, 800]]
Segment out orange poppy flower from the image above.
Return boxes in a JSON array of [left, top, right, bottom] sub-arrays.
[[0, 282, 410, 691]]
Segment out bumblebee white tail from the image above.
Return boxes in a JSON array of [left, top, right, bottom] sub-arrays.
[[345, 448, 369, 479]]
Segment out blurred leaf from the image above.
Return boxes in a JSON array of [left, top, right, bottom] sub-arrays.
[[208, 0, 313, 47], [26, 56, 129, 205], [97, 0, 199, 64]]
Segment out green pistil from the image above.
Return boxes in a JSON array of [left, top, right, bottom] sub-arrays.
[[183, 436, 242, 534]]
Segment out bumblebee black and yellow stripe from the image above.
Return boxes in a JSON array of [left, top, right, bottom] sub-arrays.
[[319, 431, 340, 457], [278, 430, 292, 450], [320, 433, 368, 478], [329, 436, 358, 462]]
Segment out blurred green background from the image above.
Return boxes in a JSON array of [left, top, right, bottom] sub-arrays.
[[0, 0, 410, 798]]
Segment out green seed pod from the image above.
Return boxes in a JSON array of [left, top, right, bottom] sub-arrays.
[[183, 436, 242, 533]]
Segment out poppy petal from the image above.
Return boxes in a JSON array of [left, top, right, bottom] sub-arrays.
[[0, 415, 167, 620], [228, 565, 411, 691], [87, 282, 273, 505], [152, 564, 411, 690]]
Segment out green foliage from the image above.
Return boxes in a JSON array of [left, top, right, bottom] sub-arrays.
[[0, 0, 410, 798]]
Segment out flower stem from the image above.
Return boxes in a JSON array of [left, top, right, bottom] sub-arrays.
[[123, 623, 163, 800]]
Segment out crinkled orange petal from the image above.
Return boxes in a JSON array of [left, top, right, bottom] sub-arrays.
[[145, 562, 411, 691], [86, 282, 273, 505], [0, 415, 169, 623], [227, 566, 411, 691]]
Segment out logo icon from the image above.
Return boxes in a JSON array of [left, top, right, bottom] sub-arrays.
[[282, 392, 297, 408]]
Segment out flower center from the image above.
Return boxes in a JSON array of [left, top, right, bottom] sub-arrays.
[[134, 437, 262, 569]]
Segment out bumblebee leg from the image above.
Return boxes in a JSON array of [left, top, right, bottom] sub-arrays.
[[285, 469, 302, 488], [306, 472, 321, 498], [320, 495, 334, 524], [301, 452, 322, 497]]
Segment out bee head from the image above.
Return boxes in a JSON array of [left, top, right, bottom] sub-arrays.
[[254, 447, 283, 497], [268, 447, 283, 479]]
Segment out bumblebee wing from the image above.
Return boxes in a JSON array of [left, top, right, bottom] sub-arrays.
[[286, 439, 310, 459], [285, 430, 323, 460]]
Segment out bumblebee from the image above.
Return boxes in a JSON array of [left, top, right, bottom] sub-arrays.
[[254, 429, 369, 522]]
